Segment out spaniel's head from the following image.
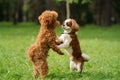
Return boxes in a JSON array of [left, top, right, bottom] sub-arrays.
[[38, 10, 60, 28], [62, 19, 79, 33]]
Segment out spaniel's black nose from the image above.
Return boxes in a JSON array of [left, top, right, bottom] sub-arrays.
[[62, 24, 65, 26]]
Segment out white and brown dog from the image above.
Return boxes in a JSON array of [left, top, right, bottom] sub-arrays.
[[57, 19, 90, 72]]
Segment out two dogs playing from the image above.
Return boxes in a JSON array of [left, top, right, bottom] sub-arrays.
[[27, 10, 90, 78]]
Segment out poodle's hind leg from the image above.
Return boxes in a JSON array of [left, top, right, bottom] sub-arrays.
[[39, 60, 48, 78], [32, 65, 39, 78], [34, 59, 48, 78]]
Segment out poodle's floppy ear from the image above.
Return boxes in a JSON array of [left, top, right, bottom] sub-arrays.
[[71, 19, 80, 31], [38, 15, 42, 23]]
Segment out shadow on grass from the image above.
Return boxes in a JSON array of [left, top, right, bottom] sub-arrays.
[[47, 72, 83, 79]]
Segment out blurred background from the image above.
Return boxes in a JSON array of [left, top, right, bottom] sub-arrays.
[[0, 1, 120, 79], [0, 0, 120, 26]]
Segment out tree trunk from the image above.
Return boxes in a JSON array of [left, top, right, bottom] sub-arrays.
[[6, 2, 10, 21], [94, 0, 101, 25], [13, 0, 23, 24], [101, 0, 111, 26], [23, 0, 28, 21], [0, 3, 3, 21], [13, 3, 19, 25], [94, 0, 111, 26], [66, 0, 70, 19], [46, 0, 53, 10]]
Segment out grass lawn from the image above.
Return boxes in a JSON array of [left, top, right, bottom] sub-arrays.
[[0, 22, 120, 80]]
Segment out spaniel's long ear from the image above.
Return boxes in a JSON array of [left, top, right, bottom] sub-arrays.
[[71, 19, 80, 31]]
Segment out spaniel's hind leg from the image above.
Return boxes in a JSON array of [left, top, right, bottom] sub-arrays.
[[70, 60, 76, 71], [76, 62, 84, 73]]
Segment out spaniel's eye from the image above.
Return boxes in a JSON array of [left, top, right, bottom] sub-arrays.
[[66, 22, 72, 27]]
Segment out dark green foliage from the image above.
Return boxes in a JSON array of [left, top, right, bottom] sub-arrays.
[[0, 0, 120, 25]]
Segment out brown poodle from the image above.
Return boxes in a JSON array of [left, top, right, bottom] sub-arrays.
[[27, 10, 64, 78]]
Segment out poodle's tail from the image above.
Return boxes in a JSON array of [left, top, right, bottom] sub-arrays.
[[27, 44, 38, 61], [82, 53, 90, 62]]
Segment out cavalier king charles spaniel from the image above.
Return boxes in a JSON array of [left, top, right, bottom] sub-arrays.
[[57, 19, 90, 72]]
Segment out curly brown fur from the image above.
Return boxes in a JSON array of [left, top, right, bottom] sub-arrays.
[[27, 10, 64, 78]]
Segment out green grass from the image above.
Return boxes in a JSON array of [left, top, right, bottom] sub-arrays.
[[0, 22, 120, 80]]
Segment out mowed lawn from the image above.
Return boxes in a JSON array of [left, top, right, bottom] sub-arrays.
[[0, 22, 120, 80]]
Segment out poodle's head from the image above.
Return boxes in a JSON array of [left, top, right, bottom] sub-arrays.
[[62, 19, 79, 33], [38, 10, 60, 28]]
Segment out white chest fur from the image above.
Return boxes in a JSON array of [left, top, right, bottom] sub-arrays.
[[57, 34, 73, 55]]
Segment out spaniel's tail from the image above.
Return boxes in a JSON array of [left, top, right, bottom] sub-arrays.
[[82, 53, 90, 62]]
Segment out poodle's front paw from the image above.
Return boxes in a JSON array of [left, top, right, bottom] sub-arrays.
[[55, 39, 63, 45]]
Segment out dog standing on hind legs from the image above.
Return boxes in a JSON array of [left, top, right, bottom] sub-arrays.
[[27, 10, 64, 79], [57, 19, 90, 73]]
